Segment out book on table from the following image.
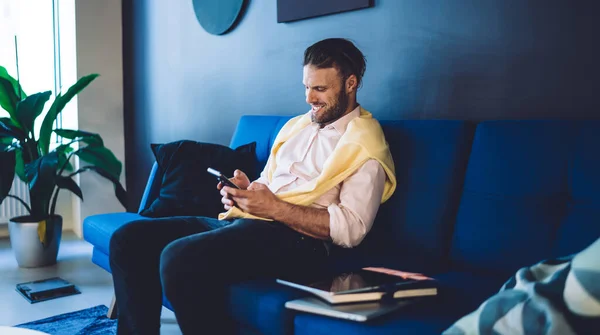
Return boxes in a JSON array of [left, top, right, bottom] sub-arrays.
[[276, 267, 438, 305], [284, 296, 415, 322]]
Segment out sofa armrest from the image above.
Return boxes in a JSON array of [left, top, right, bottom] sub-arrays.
[[137, 162, 162, 213], [83, 212, 148, 256]]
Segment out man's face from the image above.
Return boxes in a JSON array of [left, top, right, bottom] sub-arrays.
[[303, 65, 350, 126]]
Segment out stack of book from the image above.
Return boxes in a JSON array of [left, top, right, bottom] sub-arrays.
[[277, 267, 438, 321]]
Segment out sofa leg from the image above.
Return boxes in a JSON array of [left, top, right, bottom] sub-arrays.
[[108, 294, 118, 319]]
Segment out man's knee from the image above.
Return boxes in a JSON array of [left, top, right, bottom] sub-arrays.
[[161, 233, 227, 285], [109, 219, 151, 261]]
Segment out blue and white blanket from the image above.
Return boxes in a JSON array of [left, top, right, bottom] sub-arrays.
[[444, 238, 600, 335]]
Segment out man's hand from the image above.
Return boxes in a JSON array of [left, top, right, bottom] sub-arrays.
[[218, 170, 251, 209], [221, 183, 282, 218], [216, 169, 251, 190], [222, 182, 330, 240]]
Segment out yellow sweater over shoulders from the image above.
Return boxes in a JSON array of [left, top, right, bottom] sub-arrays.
[[219, 107, 396, 221]]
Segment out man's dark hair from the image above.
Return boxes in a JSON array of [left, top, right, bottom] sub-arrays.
[[303, 38, 366, 89]]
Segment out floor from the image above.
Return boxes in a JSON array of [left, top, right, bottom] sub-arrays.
[[0, 230, 182, 334]]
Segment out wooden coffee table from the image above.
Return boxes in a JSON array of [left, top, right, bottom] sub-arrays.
[[0, 326, 49, 334]]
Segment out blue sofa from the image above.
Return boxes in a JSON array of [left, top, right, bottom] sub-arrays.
[[83, 116, 600, 334]]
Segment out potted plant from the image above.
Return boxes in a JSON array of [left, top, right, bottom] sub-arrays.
[[0, 66, 127, 267]]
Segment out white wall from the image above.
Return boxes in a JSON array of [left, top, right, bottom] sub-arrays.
[[72, 0, 126, 237], [0, 0, 124, 238]]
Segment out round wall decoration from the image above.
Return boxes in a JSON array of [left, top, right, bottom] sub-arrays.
[[192, 0, 247, 35]]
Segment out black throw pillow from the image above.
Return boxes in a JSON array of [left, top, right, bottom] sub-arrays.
[[140, 140, 258, 218]]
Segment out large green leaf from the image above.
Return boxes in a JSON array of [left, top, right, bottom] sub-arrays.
[[56, 176, 83, 200], [0, 117, 25, 140], [71, 165, 127, 208], [55, 143, 73, 154], [25, 152, 59, 217], [0, 150, 16, 204], [55, 128, 103, 146], [92, 166, 127, 208], [0, 136, 13, 150], [15, 91, 51, 136], [0, 78, 19, 119], [0, 66, 26, 118], [38, 74, 99, 154], [75, 145, 122, 180], [14, 149, 26, 181], [19, 139, 38, 168], [56, 145, 74, 172], [0, 137, 18, 158], [0, 66, 26, 98], [25, 152, 58, 185]]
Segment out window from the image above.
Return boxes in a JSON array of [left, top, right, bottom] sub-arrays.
[[0, 0, 77, 137]]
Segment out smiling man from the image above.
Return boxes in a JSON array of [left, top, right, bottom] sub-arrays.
[[109, 38, 396, 335]]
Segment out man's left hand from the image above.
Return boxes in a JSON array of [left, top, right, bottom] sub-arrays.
[[223, 183, 282, 219]]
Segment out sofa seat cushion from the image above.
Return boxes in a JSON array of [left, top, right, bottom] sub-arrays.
[[225, 280, 310, 335], [294, 308, 454, 335], [293, 271, 507, 335], [83, 212, 147, 256]]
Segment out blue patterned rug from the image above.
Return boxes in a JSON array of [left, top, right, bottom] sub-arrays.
[[16, 305, 116, 335]]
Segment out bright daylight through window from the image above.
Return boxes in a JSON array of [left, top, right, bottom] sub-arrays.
[[0, 0, 77, 142]]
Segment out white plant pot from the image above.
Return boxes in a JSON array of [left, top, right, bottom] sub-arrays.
[[8, 216, 62, 268]]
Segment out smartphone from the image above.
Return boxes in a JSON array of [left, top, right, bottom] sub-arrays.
[[207, 168, 240, 189]]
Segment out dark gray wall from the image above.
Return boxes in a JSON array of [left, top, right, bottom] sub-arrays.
[[123, 0, 598, 210]]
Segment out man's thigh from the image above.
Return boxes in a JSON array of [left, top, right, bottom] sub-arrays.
[[161, 218, 328, 283], [110, 215, 233, 260], [114, 216, 230, 240]]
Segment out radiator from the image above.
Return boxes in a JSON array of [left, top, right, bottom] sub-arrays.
[[0, 175, 30, 224]]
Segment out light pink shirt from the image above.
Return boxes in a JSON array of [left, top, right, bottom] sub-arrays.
[[254, 107, 387, 248]]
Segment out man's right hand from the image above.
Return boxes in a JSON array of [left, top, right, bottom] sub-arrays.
[[218, 169, 251, 209]]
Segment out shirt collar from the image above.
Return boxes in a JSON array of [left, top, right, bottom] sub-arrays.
[[325, 105, 361, 135]]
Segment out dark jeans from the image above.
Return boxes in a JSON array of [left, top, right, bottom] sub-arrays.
[[109, 216, 330, 335]]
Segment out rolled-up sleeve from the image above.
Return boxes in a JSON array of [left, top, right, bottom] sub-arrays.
[[327, 159, 386, 248], [253, 175, 270, 186]]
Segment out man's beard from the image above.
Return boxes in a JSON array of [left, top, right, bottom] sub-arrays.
[[311, 89, 350, 126]]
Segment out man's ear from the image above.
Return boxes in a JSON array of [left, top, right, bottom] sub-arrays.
[[346, 75, 358, 93]]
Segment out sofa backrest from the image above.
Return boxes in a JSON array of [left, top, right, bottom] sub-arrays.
[[138, 115, 600, 278], [361, 121, 476, 273], [229, 115, 293, 173], [229, 115, 477, 274], [449, 120, 600, 277]]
